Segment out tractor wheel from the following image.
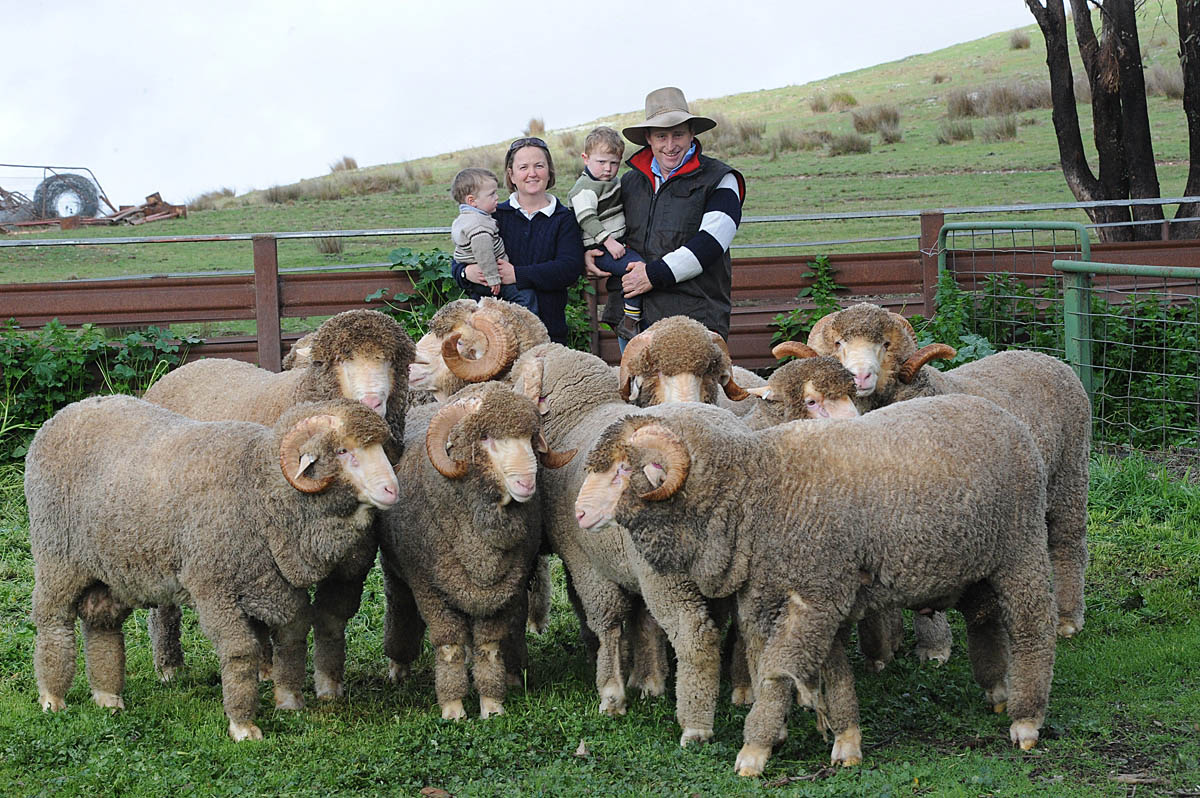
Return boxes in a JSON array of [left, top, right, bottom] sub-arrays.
[[32, 174, 100, 219]]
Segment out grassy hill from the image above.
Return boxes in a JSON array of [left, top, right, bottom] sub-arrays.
[[1, 1, 1189, 289]]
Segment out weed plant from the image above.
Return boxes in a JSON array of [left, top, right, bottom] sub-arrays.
[[770, 254, 844, 346], [826, 133, 871, 156]]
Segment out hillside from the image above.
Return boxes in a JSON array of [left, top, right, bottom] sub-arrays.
[[1, 1, 1189, 286]]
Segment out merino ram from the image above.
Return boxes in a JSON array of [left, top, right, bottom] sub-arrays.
[[142, 308, 415, 697], [26, 396, 399, 740], [575, 397, 1056, 775], [379, 382, 575, 720]]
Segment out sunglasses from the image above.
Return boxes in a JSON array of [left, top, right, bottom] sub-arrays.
[[508, 137, 548, 152]]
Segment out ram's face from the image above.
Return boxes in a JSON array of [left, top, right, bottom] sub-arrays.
[[575, 457, 632, 529], [409, 332, 453, 398], [335, 352, 394, 417], [336, 437, 401, 509], [478, 434, 540, 505], [635, 371, 708, 406]]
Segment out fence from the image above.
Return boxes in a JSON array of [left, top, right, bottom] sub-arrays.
[[934, 222, 1198, 457]]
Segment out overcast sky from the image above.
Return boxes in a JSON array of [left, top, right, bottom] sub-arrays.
[[4, 1, 1035, 207]]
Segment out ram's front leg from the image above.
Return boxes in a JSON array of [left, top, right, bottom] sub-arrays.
[[473, 611, 516, 719], [639, 569, 721, 747], [270, 610, 310, 711], [194, 597, 266, 741], [427, 610, 472, 721], [380, 566, 426, 684], [626, 601, 669, 699], [311, 573, 370, 699]]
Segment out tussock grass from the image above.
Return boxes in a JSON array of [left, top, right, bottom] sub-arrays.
[[878, 120, 904, 144], [313, 235, 344, 255], [829, 91, 859, 111], [557, 131, 578, 152], [458, 146, 506, 176], [775, 126, 830, 153], [329, 155, 358, 173], [980, 115, 1018, 143], [827, 132, 871, 156], [948, 81, 1053, 119], [809, 93, 830, 113], [947, 89, 981, 118], [186, 187, 235, 212], [1147, 63, 1185, 99], [932, 73, 950, 84], [1009, 29, 1031, 50], [852, 105, 901, 134], [937, 119, 975, 144], [524, 117, 545, 136]]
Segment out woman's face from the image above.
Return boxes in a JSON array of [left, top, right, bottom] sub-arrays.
[[647, 123, 695, 174], [507, 146, 550, 197]]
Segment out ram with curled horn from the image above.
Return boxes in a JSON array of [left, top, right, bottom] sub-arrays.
[[617, 316, 752, 406]]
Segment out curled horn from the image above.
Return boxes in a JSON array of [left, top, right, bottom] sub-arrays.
[[442, 314, 517, 382], [806, 312, 837, 349], [513, 354, 544, 407], [618, 331, 654, 401], [535, 431, 576, 469], [888, 312, 917, 344], [897, 344, 957, 384], [629, 424, 690, 501], [771, 341, 821, 360], [710, 332, 750, 401], [425, 401, 475, 478], [279, 414, 341, 493]]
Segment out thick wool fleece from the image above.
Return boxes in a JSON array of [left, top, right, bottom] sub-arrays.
[[512, 342, 742, 740], [26, 396, 390, 729], [379, 383, 546, 712], [623, 316, 732, 407], [592, 396, 1056, 767]]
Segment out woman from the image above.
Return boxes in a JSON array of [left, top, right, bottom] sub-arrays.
[[453, 137, 584, 345]]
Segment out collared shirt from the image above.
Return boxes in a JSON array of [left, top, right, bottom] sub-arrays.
[[650, 141, 699, 186], [458, 203, 489, 216], [507, 192, 558, 220]]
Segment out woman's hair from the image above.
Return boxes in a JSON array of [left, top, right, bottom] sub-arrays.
[[504, 137, 556, 191]]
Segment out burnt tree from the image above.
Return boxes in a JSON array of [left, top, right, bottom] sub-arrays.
[[1026, 0, 1198, 240]]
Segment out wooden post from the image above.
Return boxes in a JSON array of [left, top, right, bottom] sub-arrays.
[[919, 210, 944, 318], [253, 234, 282, 372]]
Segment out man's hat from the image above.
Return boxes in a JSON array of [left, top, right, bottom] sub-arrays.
[[622, 86, 717, 146]]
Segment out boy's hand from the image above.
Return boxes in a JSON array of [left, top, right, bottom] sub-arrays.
[[490, 283, 501, 295], [603, 237, 625, 259]]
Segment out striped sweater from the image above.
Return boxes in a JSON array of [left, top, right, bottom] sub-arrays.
[[567, 170, 626, 248], [451, 206, 507, 287]]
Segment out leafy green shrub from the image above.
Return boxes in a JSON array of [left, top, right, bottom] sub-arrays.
[[0, 321, 197, 461], [368, 247, 465, 341], [770, 255, 844, 347]]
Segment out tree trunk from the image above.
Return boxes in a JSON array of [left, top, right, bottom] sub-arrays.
[[1176, 0, 1200, 238], [1112, 0, 1164, 239], [1072, 0, 1134, 240]]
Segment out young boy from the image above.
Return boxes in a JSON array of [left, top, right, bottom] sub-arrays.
[[450, 167, 536, 312], [568, 127, 643, 340]]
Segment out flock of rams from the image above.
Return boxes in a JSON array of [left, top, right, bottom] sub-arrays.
[[24, 297, 1090, 777]]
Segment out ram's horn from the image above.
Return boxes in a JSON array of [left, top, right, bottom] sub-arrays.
[[618, 331, 654, 401], [279, 414, 341, 493], [425, 401, 474, 478], [771, 341, 821, 360], [630, 424, 690, 501], [442, 314, 516, 382], [708, 332, 750, 400], [897, 344, 957, 384], [535, 431, 577, 469]]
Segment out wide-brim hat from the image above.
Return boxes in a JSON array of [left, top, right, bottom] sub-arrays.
[[622, 86, 717, 146]]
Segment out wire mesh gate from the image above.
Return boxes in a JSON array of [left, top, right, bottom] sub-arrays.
[[938, 223, 1199, 459]]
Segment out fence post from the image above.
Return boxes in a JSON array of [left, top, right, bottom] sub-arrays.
[[253, 234, 282, 372], [1056, 262, 1095, 406], [919, 210, 944, 318]]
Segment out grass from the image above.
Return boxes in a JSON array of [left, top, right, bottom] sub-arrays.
[[0, 452, 1197, 795]]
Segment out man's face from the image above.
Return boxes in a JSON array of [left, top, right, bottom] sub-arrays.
[[646, 124, 694, 173]]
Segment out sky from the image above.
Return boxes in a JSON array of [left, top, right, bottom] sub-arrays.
[[4, 1, 1035, 208]]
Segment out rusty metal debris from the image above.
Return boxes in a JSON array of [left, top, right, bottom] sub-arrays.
[[0, 164, 185, 231]]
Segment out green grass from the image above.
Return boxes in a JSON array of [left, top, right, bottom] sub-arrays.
[[2, 2, 1191, 287], [1, 452, 1198, 795]]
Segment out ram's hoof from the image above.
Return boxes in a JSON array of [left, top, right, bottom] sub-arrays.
[[274, 688, 304, 711], [157, 666, 177, 683], [629, 672, 666, 699], [734, 744, 770, 777], [680, 727, 713, 747], [831, 726, 862, 766], [479, 697, 504, 719], [91, 691, 125, 711], [228, 721, 263, 741], [258, 664, 273, 682], [916, 645, 950, 666], [440, 699, 467, 721], [314, 672, 343, 701], [39, 691, 66, 712], [1057, 616, 1083, 637], [730, 685, 754, 706], [1010, 720, 1040, 750], [986, 684, 1009, 714], [388, 660, 409, 684], [598, 684, 627, 716]]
